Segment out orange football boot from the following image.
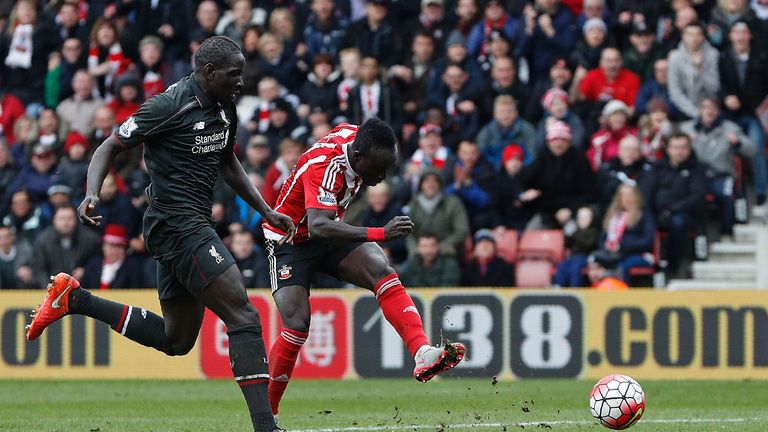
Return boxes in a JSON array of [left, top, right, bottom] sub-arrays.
[[26, 273, 81, 340]]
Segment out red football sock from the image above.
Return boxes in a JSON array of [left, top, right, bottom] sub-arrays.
[[374, 273, 430, 356], [268, 328, 307, 415]]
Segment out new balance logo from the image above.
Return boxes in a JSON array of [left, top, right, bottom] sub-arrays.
[[193, 121, 205, 130], [209, 245, 224, 264], [272, 374, 289, 382], [403, 306, 420, 316]]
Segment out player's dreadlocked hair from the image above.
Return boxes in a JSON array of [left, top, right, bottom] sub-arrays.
[[193, 36, 242, 72], [354, 118, 397, 157]]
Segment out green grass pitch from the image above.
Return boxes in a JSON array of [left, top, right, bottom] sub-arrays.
[[1, 379, 766, 431]]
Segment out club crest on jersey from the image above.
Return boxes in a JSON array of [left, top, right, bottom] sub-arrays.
[[193, 121, 205, 130], [317, 187, 337, 206], [118, 116, 138, 138], [278, 265, 292, 280], [209, 245, 224, 264]]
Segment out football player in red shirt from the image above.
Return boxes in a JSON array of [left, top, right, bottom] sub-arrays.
[[263, 118, 466, 421]]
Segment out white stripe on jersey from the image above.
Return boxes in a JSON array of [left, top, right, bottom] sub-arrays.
[[275, 155, 328, 211], [321, 155, 345, 191]]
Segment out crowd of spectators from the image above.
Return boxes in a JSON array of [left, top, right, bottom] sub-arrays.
[[1, 0, 767, 290]]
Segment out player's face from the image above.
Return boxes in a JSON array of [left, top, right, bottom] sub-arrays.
[[355, 149, 397, 186], [209, 54, 245, 104]]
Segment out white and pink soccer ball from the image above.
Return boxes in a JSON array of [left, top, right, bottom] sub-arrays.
[[589, 374, 646, 430]]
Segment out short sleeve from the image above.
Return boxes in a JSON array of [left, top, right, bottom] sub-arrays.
[[114, 93, 176, 149], [302, 159, 343, 210]]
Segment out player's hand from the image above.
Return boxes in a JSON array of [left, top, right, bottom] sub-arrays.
[[78, 194, 103, 226], [384, 216, 414, 240], [266, 210, 296, 246]]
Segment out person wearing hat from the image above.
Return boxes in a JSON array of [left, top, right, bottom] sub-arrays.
[[586, 251, 629, 290], [462, 228, 514, 286], [400, 231, 461, 287], [576, 47, 641, 108], [587, 99, 637, 171], [80, 223, 146, 290], [38, 183, 74, 229], [340, 0, 403, 68], [524, 56, 574, 123], [7, 142, 58, 208], [520, 120, 595, 229], [622, 22, 663, 82], [534, 87, 586, 150], [57, 131, 90, 202], [406, 167, 470, 258], [497, 144, 533, 230], [571, 18, 609, 71], [467, 0, 521, 62]]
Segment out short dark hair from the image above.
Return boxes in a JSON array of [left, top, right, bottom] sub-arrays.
[[194, 36, 242, 72], [667, 131, 691, 146], [684, 21, 706, 34], [353, 118, 397, 157]]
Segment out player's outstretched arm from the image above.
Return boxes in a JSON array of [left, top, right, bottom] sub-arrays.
[[78, 135, 127, 226], [307, 208, 414, 244], [219, 150, 296, 244]]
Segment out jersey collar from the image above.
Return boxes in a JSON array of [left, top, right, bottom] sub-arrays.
[[342, 143, 359, 181], [189, 74, 215, 109]]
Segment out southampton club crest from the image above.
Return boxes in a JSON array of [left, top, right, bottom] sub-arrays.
[[278, 264, 292, 280]]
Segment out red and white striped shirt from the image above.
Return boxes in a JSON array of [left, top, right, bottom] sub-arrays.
[[263, 123, 362, 243]]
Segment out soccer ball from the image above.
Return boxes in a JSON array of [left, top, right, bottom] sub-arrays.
[[589, 374, 645, 430]]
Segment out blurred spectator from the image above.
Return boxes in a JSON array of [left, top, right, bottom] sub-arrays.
[[229, 230, 270, 288], [300, 54, 341, 120], [476, 20, 517, 76], [444, 140, 498, 230], [303, 0, 349, 62], [406, 167, 469, 257], [467, 0, 522, 62], [269, 8, 303, 57], [597, 184, 656, 282], [241, 25, 265, 95], [635, 58, 681, 120], [244, 77, 283, 135], [667, 22, 720, 120], [32, 204, 99, 287], [719, 21, 768, 209], [0, 224, 34, 289], [0, 140, 15, 201], [95, 173, 138, 234], [525, 57, 573, 123], [708, 0, 761, 49], [361, 182, 407, 264], [337, 48, 361, 114], [649, 132, 707, 276], [479, 56, 530, 125], [37, 108, 61, 149], [341, 0, 403, 68], [115, 0, 180, 61], [89, 106, 117, 152], [534, 88, 586, 151], [576, 47, 641, 108], [261, 98, 300, 154], [389, 31, 437, 124], [752, 0, 768, 20], [427, 63, 480, 148], [0, 0, 58, 106], [520, 121, 595, 229], [400, 232, 461, 287], [462, 228, 514, 287], [497, 144, 532, 230], [659, 5, 699, 54], [346, 56, 402, 133], [136, 35, 172, 100], [637, 97, 673, 161], [398, 125, 449, 204], [578, 0, 612, 29], [87, 18, 131, 99], [9, 144, 58, 207], [263, 138, 303, 207], [256, 32, 300, 90], [554, 206, 599, 287], [587, 100, 638, 171], [402, 0, 452, 54], [44, 37, 85, 107], [454, 0, 482, 36], [476, 95, 536, 169], [428, 30, 483, 95], [215, 0, 266, 45], [613, 1, 664, 43], [56, 70, 104, 138], [622, 23, 663, 82], [242, 135, 272, 177], [10, 115, 36, 164], [2, 190, 41, 244], [192, 0, 220, 40], [39, 183, 73, 229], [586, 250, 629, 290], [596, 135, 653, 212], [680, 97, 754, 239], [81, 224, 146, 289], [0, 84, 26, 145], [107, 75, 142, 124], [53, 2, 89, 45], [519, 0, 579, 81], [570, 18, 609, 71]]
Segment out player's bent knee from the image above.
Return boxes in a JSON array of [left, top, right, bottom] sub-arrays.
[[281, 315, 310, 333]]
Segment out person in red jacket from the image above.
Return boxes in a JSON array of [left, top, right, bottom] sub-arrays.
[[576, 47, 641, 108], [587, 100, 638, 171], [0, 88, 26, 145], [262, 138, 304, 207]]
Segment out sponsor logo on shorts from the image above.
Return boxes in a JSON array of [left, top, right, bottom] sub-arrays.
[[209, 245, 224, 264], [317, 187, 337, 206], [118, 116, 138, 138], [278, 265, 292, 280]]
